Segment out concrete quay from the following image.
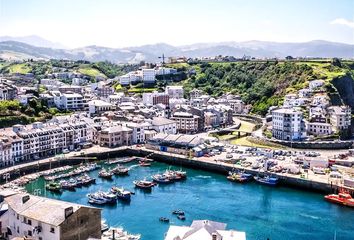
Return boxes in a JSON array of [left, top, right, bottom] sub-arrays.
[[0, 145, 350, 194]]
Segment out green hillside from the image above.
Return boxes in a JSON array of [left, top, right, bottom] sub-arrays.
[[177, 60, 354, 115]]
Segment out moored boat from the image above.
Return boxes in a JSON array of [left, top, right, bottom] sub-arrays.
[[139, 160, 151, 167], [101, 227, 141, 240], [133, 180, 155, 189], [254, 175, 279, 186], [112, 165, 129, 175], [152, 174, 172, 184], [99, 169, 113, 180], [324, 191, 354, 208], [111, 186, 132, 201], [159, 217, 170, 223], [227, 171, 253, 183], [45, 181, 61, 192]]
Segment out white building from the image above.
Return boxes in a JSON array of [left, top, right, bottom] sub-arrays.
[[309, 80, 325, 91], [165, 86, 184, 99], [142, 69, 156, 84], [165, 220, 246, 240], [151, 117, 177, 134], [88, 100, 113, 115], [272, 108, 305, 140], [61, 93, 83, 110], [119, 74, 131, 86], [2, 192, 101, 240], [328, 106, 351, 131], [171, 112, 200, 134], [306, 121, 333, 136]]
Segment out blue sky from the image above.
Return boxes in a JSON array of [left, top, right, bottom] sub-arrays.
[[0, 0, 353, 48]]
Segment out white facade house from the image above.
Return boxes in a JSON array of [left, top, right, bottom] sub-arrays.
[[272, 108, 305, 140], [61, 93, 83, 110], [88, 100, 113, 115], [3, 193, 101, 240], [328, 106, 352, 131], [151, 117, 177, 134], [309, 80, 325, 91], [165, 86, 184, 99], [171, 112, 200, 134], [119, 74, 131, 86], [142, 69, 156, 84], [306, 121, 333, 136], [165, 220, 246, 240]]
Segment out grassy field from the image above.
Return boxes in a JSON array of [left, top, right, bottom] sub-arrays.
[[128, 87, 157, 93], [78, 66, 106, 78], [8, 63, 32, 74]]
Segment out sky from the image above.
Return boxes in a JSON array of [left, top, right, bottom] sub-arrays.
[[0, 0, 353, 48]]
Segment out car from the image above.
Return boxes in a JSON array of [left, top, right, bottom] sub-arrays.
[[75, 148, 81, 152], [226, 154, 233, 159], [63, 149, 70, 154]]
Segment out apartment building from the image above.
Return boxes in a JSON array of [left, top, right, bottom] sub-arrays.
[[88, 100, 113, 115], [189, 89, 203, 99], [142, 91, 169, 106], [58, 85, 83, 94], [0, 81, 17, 100], [98, 126, 133, 147], [119, 74, 130, 86], [171, 112, 200, 134], [272, 108, 305, 141], [328, 106, 352, 131], [3, 193, 101, 240], [61, 93, 84, 110], [142, 69, 156, 84], [151, 117, 177, 134], [306, 121, 333, 136], [165, 86, 184, 99], [13, 122, 65, 161]]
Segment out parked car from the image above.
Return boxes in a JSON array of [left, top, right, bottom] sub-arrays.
[[226, 154, 233, 159], [63, 149, 70, 154]]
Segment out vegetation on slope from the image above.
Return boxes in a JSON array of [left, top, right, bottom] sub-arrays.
[[178, 60, 354, 115]]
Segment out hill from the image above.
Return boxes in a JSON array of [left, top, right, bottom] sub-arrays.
[[0, 39, 353, 63], [177, 60, 354, 115]]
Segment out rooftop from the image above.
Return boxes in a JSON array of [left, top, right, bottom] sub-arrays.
[[5, 193, 99, 226]]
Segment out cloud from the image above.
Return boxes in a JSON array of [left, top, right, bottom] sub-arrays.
[[330, 18, 354, 28]]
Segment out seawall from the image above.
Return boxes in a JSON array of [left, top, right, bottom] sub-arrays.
[[0, 147, 342, 194]]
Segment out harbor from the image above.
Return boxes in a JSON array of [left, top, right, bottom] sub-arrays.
[[22, 159, 354, 240]]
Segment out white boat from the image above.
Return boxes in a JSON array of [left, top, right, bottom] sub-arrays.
[[102, 227, 141, 240]]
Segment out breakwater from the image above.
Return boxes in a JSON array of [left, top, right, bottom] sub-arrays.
[[1, 146, 345, 194]]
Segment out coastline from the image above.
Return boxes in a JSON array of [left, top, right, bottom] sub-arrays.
[[1, 145, 353, 195]]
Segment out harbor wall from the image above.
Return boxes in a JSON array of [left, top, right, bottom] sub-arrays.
[[0, 147, 341, 194]]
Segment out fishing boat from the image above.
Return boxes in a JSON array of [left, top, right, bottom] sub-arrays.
[[101, 227, 141, 240], [101, 219, 109, 232], [111, 186, 131, 201], [172, 210, 185, 215], [139, 160, 151, 167], [254, 175, 279, 186], [99, 169, 113, 180], [227, 171, 253, 183], [152, 174, 172, 184], [88, 194, 107, 205], [133, 180, 155, 189], [112, 165, 129, 175], [59, 180, 76, 191], [101, 191, 117, 204], [78, 174, 96, 186], [45, 181, 61, 192], [324, 191, 354, 208], [159, 217, 170, 223]]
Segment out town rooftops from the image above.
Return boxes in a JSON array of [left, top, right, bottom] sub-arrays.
[[5, 193, 99, 227], [272, 108, 302, 115], [101, 126, 132, 134], [88, 100, 113, 107], [152, 117, 176, 126], [165, 220, 246, 240]]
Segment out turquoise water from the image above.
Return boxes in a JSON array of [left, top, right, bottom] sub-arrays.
[[26, 160, 354, 240]]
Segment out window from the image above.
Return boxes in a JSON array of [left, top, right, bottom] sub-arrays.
[[27, 219, 32, 225], [28, 230, 32, 236], [50, 227, 55, 233]]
